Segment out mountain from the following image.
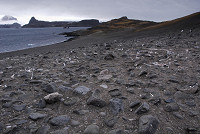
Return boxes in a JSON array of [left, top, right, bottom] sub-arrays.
[[62, 12, 200, 38], [0, 23, 21, 28], [88, 16, 157, 32], [1, 15, 17, 21], [61, 16, 158, 37], [22, 17, 100, 28]]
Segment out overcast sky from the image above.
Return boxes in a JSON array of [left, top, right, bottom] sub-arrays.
[[0, 0, 199, 24]]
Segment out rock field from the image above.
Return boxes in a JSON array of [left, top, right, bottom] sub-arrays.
[[0, 27, 200, 134]]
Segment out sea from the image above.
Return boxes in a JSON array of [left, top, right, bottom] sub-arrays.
[[0, 27, 88, 53]]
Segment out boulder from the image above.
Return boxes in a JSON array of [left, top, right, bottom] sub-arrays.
[[87, 89, 106, 108], [110, 98, 124, 115], [44, 92, 63, 103], [29, 113, 47, 121], [83, 124, 99, 134], [43, 83, 57, 93], [135, 102, 150, 114], [139, 115, 159, 134], [50, 115, 70, 126], [74, 86, 90, 95]]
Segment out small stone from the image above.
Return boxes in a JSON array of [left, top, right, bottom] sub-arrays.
[[173, 112, 184, 119], [188, 110, 199, 117], [73, 109, 89, 115], [51, 129, 68, 134], [164, 103, 179, 112], [100, 69, 109, 75], [43, 83, 56, 93], [29, 123, 38, 133], [100, 112, 106, 116], [163, 90, 173, 96], [74, 86, 90, 95], [104, 117, 118, 127], [168, 78, 179, 83], [0, 122, 4, 132], [149, 97, 161, 105], [36, 125, 50, 134], [44, 92, 63, 103], [98, 74, 112, 80], [164, 98, 174, 103], [70, 120, 80, 127], [129, 100, 141, 108], [135, 102, 150, 114], [2, 102, 12, 108], [174, 91, 194, 100], [87, 89, 106, 108], [30, 80, 44, 84], [64, 97, 79, 106], [83, 124, 99, 134], [127, 88, 135, 94], [140, 93, 151, 99], [109, 89, 121, 97], [186, 127, 198, 133], [29, 113, 47, 121], [4, 125, 17, 134], [110, 98, 124, 115], [50, 115, 70, 126], [15, 120, 28, 125], [12, 104, 26, 111], [104, 54, 115, 60], [59, 86, 72, 92], [129, 72, 135, 77], [109, 129, 124, 134], [139, 115, 159, 134], [37, 99, 46, 108], [139, 71, 148, 76], [100, 84, 108, 89], [179, 85, 198, 94], [185, 100, 196, 107], [166, 127, 173, 134]]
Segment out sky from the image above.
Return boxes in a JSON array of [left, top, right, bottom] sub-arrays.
[[0, 0, 199, 25]]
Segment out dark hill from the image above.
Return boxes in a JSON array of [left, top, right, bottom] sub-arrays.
[[62, 16, 158, 37], [138, 12, 200, 32], [63, 12, 200, 39]]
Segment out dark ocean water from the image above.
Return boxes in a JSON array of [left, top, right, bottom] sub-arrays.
[[0, 27, 88, 53]]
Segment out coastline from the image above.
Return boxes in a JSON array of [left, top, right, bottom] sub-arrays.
[[0, 27, 156, 60], [0, 27, 90, 59], [0, 32, 108, 59]]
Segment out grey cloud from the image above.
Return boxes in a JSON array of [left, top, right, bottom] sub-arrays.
[[0, 0, 199, 24]]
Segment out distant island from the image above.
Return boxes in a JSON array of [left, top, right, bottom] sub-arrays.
[[22, 17, 100, 28], [0, 15, 21, 28]]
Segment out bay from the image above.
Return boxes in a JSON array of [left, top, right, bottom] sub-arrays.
[[0, 27, 88, 53]]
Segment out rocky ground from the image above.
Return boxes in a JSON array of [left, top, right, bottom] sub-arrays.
[[0, 26, 200, 134]]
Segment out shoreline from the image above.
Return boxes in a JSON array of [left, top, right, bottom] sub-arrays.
[[0, 27, 90, 59], [0, 28, 156, 59], [0, 32, 108, 59]]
